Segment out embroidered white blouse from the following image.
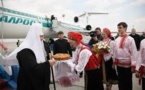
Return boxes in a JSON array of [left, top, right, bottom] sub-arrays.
[[136, 39, 145, 70], [140, 39, 145, 67], [113, 36, 137, 66], [71, 44, 92, 73]]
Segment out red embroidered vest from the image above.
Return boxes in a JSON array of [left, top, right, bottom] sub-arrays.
[[78, 46, 100, 71]]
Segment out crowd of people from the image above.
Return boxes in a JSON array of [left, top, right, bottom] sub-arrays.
[[88, 22, 145, 90], [1, 22, 145, 90]]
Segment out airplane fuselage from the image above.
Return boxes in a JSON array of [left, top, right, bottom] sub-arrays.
[[0, 7, 56, 39]]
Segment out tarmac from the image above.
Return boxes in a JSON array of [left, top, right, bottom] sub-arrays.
[[49, 74, 141, 90], [0, 42, 142, 90]]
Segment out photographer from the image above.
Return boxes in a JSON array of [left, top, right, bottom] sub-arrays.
[[88, 31, 99, 48], [95, 27, 103, 41]]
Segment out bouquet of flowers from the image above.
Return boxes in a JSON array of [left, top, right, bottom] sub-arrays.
[[92, 41, 110, 54]]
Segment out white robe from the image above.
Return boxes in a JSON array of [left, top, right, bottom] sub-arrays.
[[5, 23, 45, 65], [3, 23, 45, 75]]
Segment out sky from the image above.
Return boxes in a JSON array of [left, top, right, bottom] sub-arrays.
[[1, 0, 145, 33]]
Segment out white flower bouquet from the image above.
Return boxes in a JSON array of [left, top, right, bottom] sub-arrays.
[[92, 41, 110, 54]]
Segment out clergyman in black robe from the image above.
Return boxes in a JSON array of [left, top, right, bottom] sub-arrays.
[[6, 23, 55, 90], [17, 49, 51, 90]]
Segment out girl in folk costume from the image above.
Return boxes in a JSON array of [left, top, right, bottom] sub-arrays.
[[113, 22, 137, 90], [68, 31, 104, 90], [101, 28, 118, 90], [136, 39, 145, 90]]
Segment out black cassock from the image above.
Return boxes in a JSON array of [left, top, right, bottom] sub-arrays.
[[16, 49, 50, 90]]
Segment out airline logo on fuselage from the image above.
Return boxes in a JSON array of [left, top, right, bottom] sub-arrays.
[[0, 15, 35, 25], [0, 7, 52, 28]]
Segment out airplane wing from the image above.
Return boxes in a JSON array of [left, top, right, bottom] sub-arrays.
[[79, 13, 86, 17], [88, 12, 108, 15], [79, 12, 108, 17]]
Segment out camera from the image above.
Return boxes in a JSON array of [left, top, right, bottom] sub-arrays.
[[89, 31, 97, 37]]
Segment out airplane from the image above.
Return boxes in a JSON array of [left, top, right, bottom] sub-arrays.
[[0, 0, 109, 55], [0, 7, 92, 39], [0, 1, 108, 89]]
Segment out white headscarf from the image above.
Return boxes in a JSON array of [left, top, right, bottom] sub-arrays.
[[5, 23, 45, 66]]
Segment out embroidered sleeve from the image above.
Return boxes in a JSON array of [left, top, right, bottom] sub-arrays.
[[75, 49, 92, 73], [136, 40, 144, 70]]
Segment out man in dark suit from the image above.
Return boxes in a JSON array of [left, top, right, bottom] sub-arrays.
[[53, 31, 72, 57], [129, 28, 141, 51], [140, 31, 145, 41], [95, 27, 103, 41]]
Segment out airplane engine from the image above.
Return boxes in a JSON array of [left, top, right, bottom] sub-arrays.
[[74, 16, 79, 23], [86, 25, 92, 30]]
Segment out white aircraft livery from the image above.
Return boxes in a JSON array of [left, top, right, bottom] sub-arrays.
[[0, 7, 56, 39]]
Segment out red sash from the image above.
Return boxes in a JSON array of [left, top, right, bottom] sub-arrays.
[[139, 66, 145, 85], [119, 34, 128, 48], [114, 59, 131, 66]]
